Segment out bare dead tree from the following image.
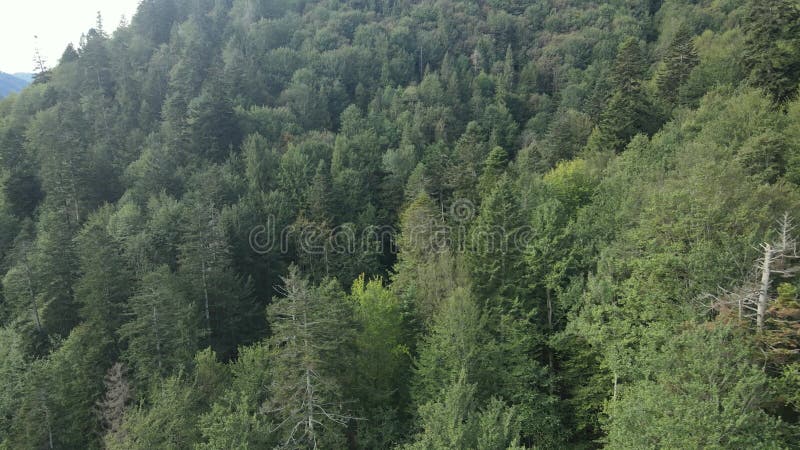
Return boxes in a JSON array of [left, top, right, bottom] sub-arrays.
[[757, 214, 799, 330], [708, 213, 798, 331], [264, 270, 361, 449], [96, 362, 133, 444], [32, 35, 48, 75]]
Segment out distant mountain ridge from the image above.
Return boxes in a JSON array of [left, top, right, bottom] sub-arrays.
[[0, 72, 30, 98], [12, 73, 33, 83]]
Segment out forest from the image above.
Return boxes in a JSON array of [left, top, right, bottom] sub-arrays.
[[1, 0, 800, 448]]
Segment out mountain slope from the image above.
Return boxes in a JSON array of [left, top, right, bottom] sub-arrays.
[[0, 0, 799, 448], [0, 72, 29, 98]]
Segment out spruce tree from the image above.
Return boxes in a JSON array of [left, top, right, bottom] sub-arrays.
[[594, 38, 660, 152], [118, 266, 201, 384], [468, 174, 528, 302], [75, 206, 134, 338]]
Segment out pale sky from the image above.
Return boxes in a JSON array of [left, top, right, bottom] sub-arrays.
[[1, 0, 141, 74]]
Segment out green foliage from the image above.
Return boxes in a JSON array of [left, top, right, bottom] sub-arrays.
[[75, 205, 134, 337], [412, 287, 490, 406], [592, 38, 661, 153], [0, 0, 798, 447], [347, 274, 410, 447], [606, 324, 789, 449], [468, 174, 527, 301], [197, 343, 274, 449], [0, 327, 27, 446], [404, 371, 522, 450]]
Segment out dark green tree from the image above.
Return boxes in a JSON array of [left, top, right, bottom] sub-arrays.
[[75, 206, 134, 338], [592, 38, 660, 152], [118, 266, 201, 384], [744, 0, 800, 104], [656, 25, 699, 107]]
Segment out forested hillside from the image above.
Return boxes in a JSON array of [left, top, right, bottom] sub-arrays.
[[1, 0, 800, 448]]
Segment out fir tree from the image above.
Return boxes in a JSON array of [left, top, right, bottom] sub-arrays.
[[656, 25, 699, 107], [744, 0, 800, 104]]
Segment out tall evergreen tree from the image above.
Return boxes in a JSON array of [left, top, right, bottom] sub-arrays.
[[118, 266, 201, 384], [468, 174, 528, 302], [744, 0, 800, 104], [75, 206, 134, 338], [656, 25, 699, 107], [404, 371, 523, 450], [592, 38, 660, 153], [178, 199, 258, 358]]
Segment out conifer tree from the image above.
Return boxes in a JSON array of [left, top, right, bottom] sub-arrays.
[[30, 207, 81, 340], [118, 266, 201, 383], [412, 287, 491, 405], [593, 38, 659, 152], [347, 274, 410, 448], [468, 174, 528, 302], [744, 0, 800, 104], [75, 206, 134, 338], [178, 199, 258, 358], [477, 146, 509, 199], [656, 25, 699, 107], [405, 370, 523, 450]]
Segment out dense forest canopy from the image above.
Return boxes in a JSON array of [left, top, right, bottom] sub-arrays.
[[1, 0, 800, 448]]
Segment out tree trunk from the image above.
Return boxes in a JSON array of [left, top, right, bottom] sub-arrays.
[[757, 244, 773, 331], [201, 258, 211, 328], [24, 262, 42, 332], [153, 304, 162, 372], [546, 288, 555, 394]]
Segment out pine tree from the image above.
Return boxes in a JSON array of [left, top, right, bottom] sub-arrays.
[[404, 370, 523, 450], [30, 207, 81, 340], [178, 199, 258, 358], [448, 121, 489, 205], [0, 327, 27, 445], [3, 220, 43, 336], [347, 274, 411, 448], [391, 193, 470, 327], [107, 353, 224, 450], [243, 133, 280, 193], [196, 343, 274, 449], [305, 160, 332, 223], [477, 146, 508, 199], [412, 287, 491, 405]]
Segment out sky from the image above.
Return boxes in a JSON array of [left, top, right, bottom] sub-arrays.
[[1, 0, 141, 74]]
